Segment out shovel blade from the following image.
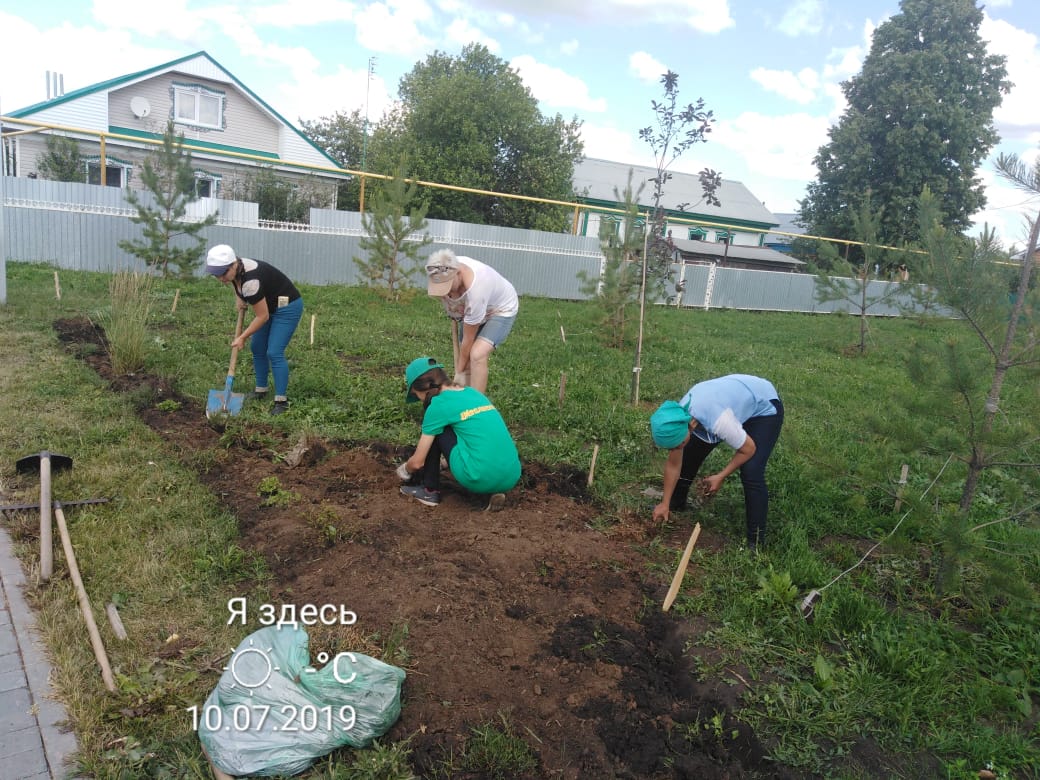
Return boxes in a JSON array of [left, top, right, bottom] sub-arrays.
[[206, 388, 245, 419]]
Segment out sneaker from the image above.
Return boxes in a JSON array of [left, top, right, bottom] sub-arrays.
[[271, 400, 289, 415], [485, 493, 506, 512], [401, 485, 441, 506]]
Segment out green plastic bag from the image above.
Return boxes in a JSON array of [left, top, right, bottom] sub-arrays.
[[197, 625, 406, 776]]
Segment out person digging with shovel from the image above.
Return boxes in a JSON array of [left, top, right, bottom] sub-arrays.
[[205, 244, 303, 415], [650, 374, 784, 550], [396, 356, 521, 510]]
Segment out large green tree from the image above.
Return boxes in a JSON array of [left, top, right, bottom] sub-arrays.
[[395, 43, 584, 231], [800, 0, 1010, 248], [299, 107, 403, 211]]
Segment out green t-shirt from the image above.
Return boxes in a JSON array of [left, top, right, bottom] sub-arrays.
[[421, 387, 521, 493]]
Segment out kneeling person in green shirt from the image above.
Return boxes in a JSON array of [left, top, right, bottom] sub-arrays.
[[397, 356, 521, 508]]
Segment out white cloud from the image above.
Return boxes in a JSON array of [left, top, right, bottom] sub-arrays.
[[274, 66, 396, 126], [749, 66, 820, 104], [248, 0, 358, 27], [90, 0, 204, 39], [560, 39, 579, 56], [510, 55, 607, 112], [981, 14, 1040, 140], [778, 0, 824, 37], [579, 123, 645, 166], [444, 17, 501, 52], [0, 12, 182, 111], [354, 1, 433, 57], [629, 51, 668, 83], [451, 0, 733, 33], [713, 111, 830, 185]]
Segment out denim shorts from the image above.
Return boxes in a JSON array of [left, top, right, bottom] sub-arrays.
[[476, 314, 517, 348]]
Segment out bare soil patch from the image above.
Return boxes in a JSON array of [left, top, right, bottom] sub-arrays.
[[54, 316, 810, 779]]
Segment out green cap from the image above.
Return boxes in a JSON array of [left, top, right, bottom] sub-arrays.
[[405, 357, 445, 403], [650, 400, 692, 448]]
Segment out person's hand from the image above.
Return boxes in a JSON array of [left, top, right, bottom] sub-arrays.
[[652, 502, 670, 523], [236, 299, 247, 311], [231, 335, 246, 350], [396, 462, 413, 482], [454, 371, 469, 386], [700, 474, 724, 498]]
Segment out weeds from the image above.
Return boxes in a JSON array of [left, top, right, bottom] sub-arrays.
[[432, 715, 538, 779]]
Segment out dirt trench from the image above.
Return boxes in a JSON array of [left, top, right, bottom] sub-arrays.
[[54, 316, 802, 780]]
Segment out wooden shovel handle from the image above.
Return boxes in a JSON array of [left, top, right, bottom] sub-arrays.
[[54, 502, 116, 691], [451, 319, 461, 377], [227, 307, 246, 379]]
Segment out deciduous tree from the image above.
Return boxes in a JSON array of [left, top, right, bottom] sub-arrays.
[[632, 70, 720, 402], [395, 43, 583, 231], [800, 0, 1010, 248]]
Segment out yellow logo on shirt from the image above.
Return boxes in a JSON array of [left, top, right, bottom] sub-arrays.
[[460, 404, 495, 421]]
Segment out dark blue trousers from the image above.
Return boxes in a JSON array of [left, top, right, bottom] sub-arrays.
[[674, 399, 784, 548]]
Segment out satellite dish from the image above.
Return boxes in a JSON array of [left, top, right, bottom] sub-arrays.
[[130, 96, 151, 119]]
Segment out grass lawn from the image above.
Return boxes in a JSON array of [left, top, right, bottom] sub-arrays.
[[1, 261, 1037, 779]]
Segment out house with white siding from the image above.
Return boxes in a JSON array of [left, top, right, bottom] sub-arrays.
[[2, 51, 346, 206]]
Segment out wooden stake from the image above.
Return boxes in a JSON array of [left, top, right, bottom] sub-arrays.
[[106, 603, 128, 640], [309, 313, 316, 345], [560, 325, 566, 342], [663, 522, 702, 612], [54, 271, 61, 300], [894, 464, 909, 512], [170, 288, 180, 314], [587, 444, 600, 487], [558, 372, 567, 409]]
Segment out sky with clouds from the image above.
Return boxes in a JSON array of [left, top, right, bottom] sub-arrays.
[[1, 0, 1038, 246]]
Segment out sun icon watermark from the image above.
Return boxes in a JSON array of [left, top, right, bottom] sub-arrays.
[[223, 637, 280, 696]]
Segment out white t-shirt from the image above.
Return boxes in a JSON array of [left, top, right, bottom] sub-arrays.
[[440, 257, 519, 325]]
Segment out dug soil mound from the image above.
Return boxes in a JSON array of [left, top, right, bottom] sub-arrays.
[[54, 316, 803, 779]]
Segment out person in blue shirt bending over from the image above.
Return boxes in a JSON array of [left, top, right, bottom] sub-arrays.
[[649, 374, 784, 549]]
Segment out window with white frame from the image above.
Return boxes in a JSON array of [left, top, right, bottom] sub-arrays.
[[193, 170, 221, 198], [172, 83, 225, 130], [84, 156, 132, 187], [688, 227, 708, 240]]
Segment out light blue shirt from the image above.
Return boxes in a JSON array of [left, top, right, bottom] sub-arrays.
[[680, 375, 779, 448]]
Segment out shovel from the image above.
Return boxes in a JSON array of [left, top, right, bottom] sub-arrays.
[[206, 308, 246, 420]]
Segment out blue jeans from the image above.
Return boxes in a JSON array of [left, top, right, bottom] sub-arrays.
[[250, 297, 303, 397], [675, 398, 784, 547]]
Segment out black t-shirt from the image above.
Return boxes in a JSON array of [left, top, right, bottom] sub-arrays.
[[235, 259, 301, 312]]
